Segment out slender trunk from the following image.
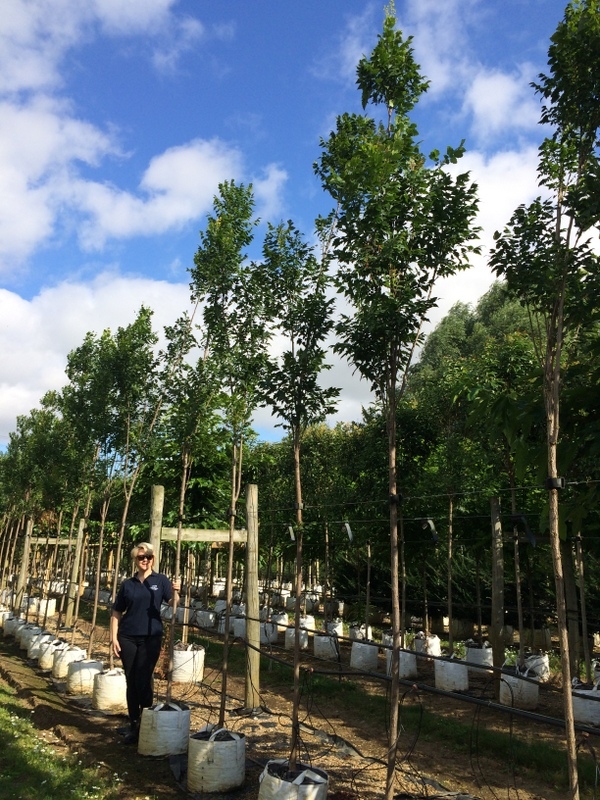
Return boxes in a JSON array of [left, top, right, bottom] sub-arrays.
[[166, 450, 190, 704], [89, 496, 110, 661], [385, 383, 400, 800], [545, 334, 579, 799], [510, 485, 525, 669], [575, 535, 591, 683], [219, 435, 243, 728], [447, 496, 454, 653], [290, 428, 304, 771]]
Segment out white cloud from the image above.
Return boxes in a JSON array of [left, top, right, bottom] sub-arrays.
[[72, 138, 243, 249], [430, 145, 541, 328], [0, 97, 117, 264], [400, 0, 479, 97], [0, 273, 192, 446], [0, 0, 185, 94], [253, 164, 288, 223], [463, 67, 539, 141], [311, 4, 378, 85]]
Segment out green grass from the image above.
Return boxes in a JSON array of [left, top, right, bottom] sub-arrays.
[[0, 681, 119, 800]]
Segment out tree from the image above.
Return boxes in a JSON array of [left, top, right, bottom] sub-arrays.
[[257, 220, 339, 765], [490, 3, 600, 795], [314, 6, 479, 796], [190, 180, 270, 727]]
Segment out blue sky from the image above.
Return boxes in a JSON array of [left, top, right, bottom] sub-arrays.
[[0, 0, 569, 445]]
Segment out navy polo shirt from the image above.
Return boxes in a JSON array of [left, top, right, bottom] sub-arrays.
[[112, 572, 173, 637]]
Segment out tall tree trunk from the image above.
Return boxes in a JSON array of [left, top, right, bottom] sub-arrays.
[[385, 382, 400, 800]]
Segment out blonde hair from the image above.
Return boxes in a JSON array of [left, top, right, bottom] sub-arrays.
[[131, 541, 154, 561]]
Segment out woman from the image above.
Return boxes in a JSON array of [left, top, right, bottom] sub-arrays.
[[110, 542, 180, 744]]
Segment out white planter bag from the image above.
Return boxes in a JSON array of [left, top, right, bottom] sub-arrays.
[[53, 645, 86, 679], [92, 668, 128, 714], [39, 640, 65, 670], [386, 649, 418, 679], [314, 633, 338, 661], [573, 682, 600, 726], [138, 702, 190, 756], [3, 616, 25, 638], [27, 632, 55, 660], [524, 653, 550, 682], [350, 641, 379, 672], [66, 659, 103, 695], [258, 759, 328, 800], [434, 658, 469, 692], [171, 644, 205, 683], [18, 625, 42, 650], [499, 668, 539, 710], [272, 612, 289, 632], [325, 619, 343, 637], [37, 598, 57, 617], [188, 728, 246, 793], [414, 634, 441, 657], [260, 622, 278, 644], [285, 627, 308, 651], [349, 623, 372, 641], [465, 646, 493, 673]]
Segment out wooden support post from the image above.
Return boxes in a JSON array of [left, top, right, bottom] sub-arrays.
[[245, 484, 260, 710], [65, 518, 85, 628], [490, 497, 504, 700], [150, 485, 165, 572], [14, 518, 33, 615]]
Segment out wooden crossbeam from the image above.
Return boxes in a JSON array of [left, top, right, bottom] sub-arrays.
[[160, 527, 247, 544]]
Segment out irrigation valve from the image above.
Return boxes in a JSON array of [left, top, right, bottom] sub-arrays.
[[544, 476, 566, 490]]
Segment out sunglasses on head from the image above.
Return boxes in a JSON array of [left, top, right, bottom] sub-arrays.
[[137, 554, 152, 561]]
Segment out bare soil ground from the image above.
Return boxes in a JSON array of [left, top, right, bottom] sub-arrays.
[[0, 623, 595, 800]]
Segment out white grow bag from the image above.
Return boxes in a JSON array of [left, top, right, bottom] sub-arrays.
[[434, 658, 469, 692], [66, 659, 103, 695], [414, 633, 442, 658], [285, 627, 308, 651], [138, 701, 190, 756], [524, 653, 550, 682], [499, 668, 539, 710], [349, 623, 372, 642], [3, 616, 24, 638], [37, 598, 57, 617], [272, 612, 289, 632], [92, 668, 128, 714], [465, 646, 493, 673], [350, 641, 379, 672], [258, 759, 328, 800], [325, 619, 343, 637], [171, 644, 205, 684], [573, 682, 600, 726], [53, 645, 86, 679], [386, 648, 418, 679], [260, 622, 278, 644], [18, 625, 42, 650], [39, 640, 65, 670], [313, 633, 338, 660], [27, 632, 55, 660], [187, 727, 246, 793]]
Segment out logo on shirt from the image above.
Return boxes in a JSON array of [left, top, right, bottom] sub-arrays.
[[150, 584, 158, 591]]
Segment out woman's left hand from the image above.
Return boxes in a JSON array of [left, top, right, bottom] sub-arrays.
[[172, 579, 181, 592]]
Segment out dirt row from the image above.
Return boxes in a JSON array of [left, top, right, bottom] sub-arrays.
[[0, 622, 587, 800]]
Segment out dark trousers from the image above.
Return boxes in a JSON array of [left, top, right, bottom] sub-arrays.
[[118, 633, 163, 723]]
